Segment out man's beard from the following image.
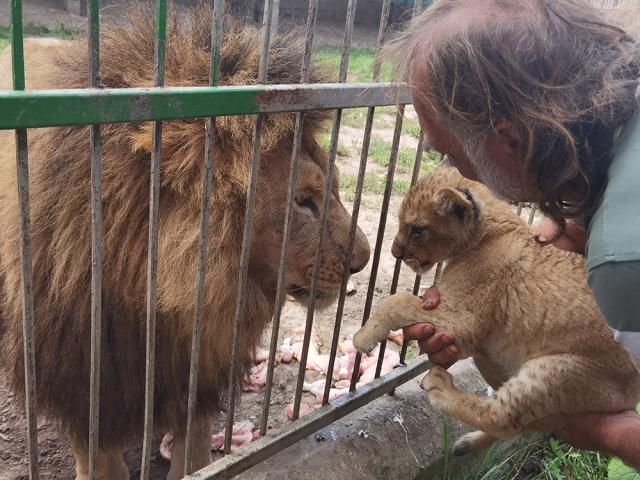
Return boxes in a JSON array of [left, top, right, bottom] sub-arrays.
[[461, 136, 536, 202]]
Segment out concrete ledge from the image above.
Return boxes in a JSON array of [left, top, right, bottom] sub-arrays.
[[237, 360, 487, 480]]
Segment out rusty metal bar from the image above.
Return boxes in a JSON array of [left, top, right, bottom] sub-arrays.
[[527, 204, 538, 226], [320, 0, 361, 407], [0, 83, 411, 130], [140, 0, 167, 477], [350, 105, 404, 391], [188, 356, 432, 480], [292, 0, 350, 420], [398, 273, 423, 363], [87, 0, 103, 478], [291, 0, 349, 421], [10, 1, 39, 478], [184, 0, 225, 473], [375, 132, 424, 378], [224, 0, 275, 455], [261, 0, 328, 432], [369, 108, 404, 380]]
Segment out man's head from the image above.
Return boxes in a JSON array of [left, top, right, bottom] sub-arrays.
[[388, 0, 640, 220]]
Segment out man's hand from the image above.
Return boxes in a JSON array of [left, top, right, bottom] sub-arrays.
[[535, 218, 587, 255], [554, 410, 640, 469], [402, 286, 459, 368]]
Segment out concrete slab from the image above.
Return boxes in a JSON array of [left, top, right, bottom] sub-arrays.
[[237, 359, 488, 480]]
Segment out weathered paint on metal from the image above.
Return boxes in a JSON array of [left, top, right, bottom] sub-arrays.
[[140, 0, 168, 477], [185, 0, 226, 470], [0, 84, 410, 130]]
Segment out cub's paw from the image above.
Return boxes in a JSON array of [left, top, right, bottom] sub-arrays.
[[420, 365, 456, 401], [353, 327, 383, 354], [452, 431, 494, 456]]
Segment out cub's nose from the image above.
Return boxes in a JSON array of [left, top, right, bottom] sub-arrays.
[[391, 238, 405, 260]]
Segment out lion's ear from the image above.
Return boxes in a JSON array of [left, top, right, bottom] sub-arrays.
[[434, 187, 477, 222]]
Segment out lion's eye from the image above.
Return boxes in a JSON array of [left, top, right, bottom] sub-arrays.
[[296, 196, 317, 214], [410, 224, 426, 236]]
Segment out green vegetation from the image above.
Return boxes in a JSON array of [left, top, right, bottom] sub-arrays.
[[429, 404, 640, 480], [0, 22, 79, 52], [367, 136, 440, 174], [313, 46, 393, 83], [317, 133, 349, 157], [340, 172, 411, 199]]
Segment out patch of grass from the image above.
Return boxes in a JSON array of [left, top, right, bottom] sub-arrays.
[[450, 436, 609, 480], [340, 172, 411, 199], [0, 22, 79, 44], [317, 133, 349, 157], [367, 137, 440, 174], [313, 46, 393, 83], [0, 38, 8, 52], [402, 119, 423, 139]]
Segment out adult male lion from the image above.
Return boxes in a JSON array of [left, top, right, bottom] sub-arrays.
[[0, 6, 370, 480]]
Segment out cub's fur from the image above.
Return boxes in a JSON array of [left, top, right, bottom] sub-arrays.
[[354, 167, 640, 455]]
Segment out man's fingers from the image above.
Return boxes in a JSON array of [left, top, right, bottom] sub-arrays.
[[419, 331, 455, 354], [421, 286, 441, 310], [403, 323, 435, 340]]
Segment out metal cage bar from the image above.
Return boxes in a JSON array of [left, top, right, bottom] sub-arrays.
[[224, 0, 275, 455], [0, 83, 410, 130], [184, 0, 226, 473], [88, 0, 103, 478], [292, 0, 347, 421], [320, 0, 360, 407], [10, 1, 39, 478], [349, 103, 404, 389], [528, 205, 538, 226], [140, 0, 168, 478], [260, 0, 334, 432], [371, 108, 405, 380]]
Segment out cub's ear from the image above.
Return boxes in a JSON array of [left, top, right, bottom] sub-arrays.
[[434, 187, 477, 222]]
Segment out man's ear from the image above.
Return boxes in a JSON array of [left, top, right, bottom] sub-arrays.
[[434, 187, 476, 222]]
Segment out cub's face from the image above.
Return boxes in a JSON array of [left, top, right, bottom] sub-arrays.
[[392, 183, 480, 274]]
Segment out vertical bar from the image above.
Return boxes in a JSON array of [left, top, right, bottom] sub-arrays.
[[374, 133, 425, 379], [11, 4, 39, 478], [349, 105, 404, 392], [322, 0, 393, 404], [293, 0, 358, 420], [319, 0, 361, 407], [224, 0, 275, 455], [140, 0, 167, 478], [271, 0, 280, 34], [87, 1, 102, 479], [516, 202, 524, 216], [527, 204, 538, 226], [260, 0, 328, 433], [398, 273, 422, 363], [184, 0, 225, 473]]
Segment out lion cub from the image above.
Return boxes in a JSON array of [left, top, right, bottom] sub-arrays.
[[353, 167, 640, 455]]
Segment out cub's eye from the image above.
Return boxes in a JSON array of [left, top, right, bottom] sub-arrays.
[[410, 224, 426, 236], [296, 196, 317, 214]]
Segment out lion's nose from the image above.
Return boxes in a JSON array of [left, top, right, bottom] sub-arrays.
[[391, 239, 405, 260]]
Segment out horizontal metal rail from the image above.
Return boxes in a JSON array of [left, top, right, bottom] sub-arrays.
[[187, 356, 432, 480], [0, 83, 410, 129]]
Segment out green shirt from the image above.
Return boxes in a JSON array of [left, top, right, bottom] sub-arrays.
[[587, 107, 640, 359]]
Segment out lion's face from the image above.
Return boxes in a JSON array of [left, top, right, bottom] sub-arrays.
[[251, 139, 370, 304], [392, 179, 480, 275]]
